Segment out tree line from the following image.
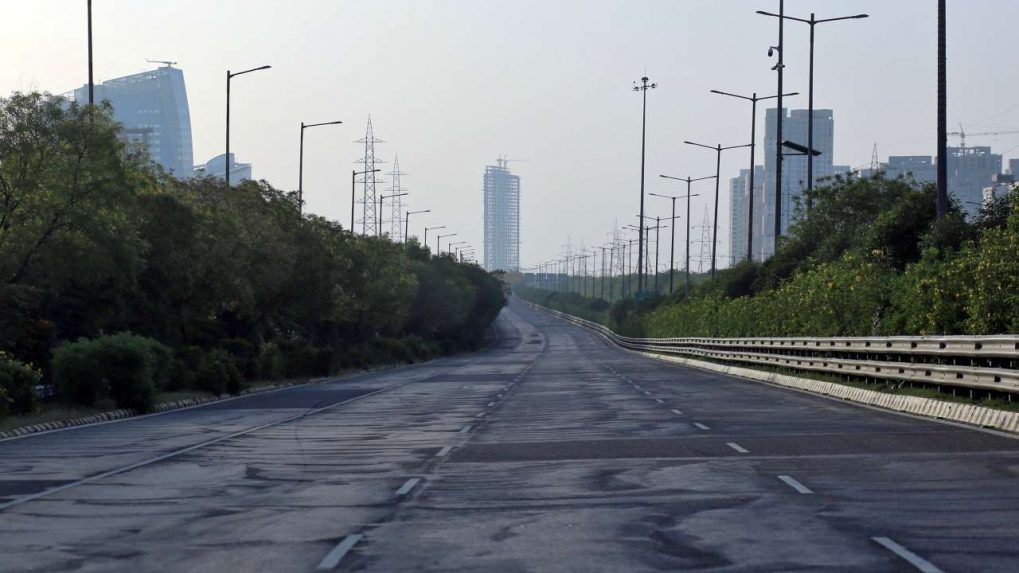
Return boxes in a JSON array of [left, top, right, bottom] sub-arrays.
[[0, 92, 505, 416], [516, 173, 1019, 338]]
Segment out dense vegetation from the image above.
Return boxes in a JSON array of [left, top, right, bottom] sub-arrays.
[[516, 173, 1019, 338], [0, 92, 505, 417]]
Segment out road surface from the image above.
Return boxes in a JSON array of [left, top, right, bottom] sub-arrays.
[[2, 299, 1018, 572]]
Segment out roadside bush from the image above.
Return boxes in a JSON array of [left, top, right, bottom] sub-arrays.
[[165, 358, 194, 391], [278, 341, 332, 377], [372, 337, 414, 364], [0, 352, 42, 416], [195, 349, 242, 396], [404, 336, 439, 362], [146, 339, 174, 390], [342, 344, 371, 370], [257, 342, 285, 380], [280, 341, 314, 377], [219, 338, 257, 380], [52, 333, 166, 411]]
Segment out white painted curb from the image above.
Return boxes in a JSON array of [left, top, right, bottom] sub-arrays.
[[636, 350, 1019, 434], [0, 379, 324, 441]]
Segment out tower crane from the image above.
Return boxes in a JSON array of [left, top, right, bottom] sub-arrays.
[[948, 124, 1019, 148], [145, 59, 178, 68], [497, 155, 529, 169]]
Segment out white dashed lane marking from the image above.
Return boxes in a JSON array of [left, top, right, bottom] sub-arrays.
[[317, 534, 364, 570], [693, 422, 710, 430], [670, 409, 683, 415], [436, 446, 452, 457], [395, 478, 421, 496], [726, 442, 749, 454], [777, 475, 813, 494], [871, 537, 944, 573]]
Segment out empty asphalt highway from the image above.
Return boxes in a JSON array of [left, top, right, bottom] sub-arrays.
[[2, 298, 1019, 572]]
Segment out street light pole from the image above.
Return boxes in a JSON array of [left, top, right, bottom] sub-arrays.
[[710, 89, 798, 261], [684, 142, 752, 278], [649, 193, 680, 295], [626, 239, 635, 298], [378, 192, 408, 237], [424, 226, 445, 249], [660, 175, 713, 297], [757, 10, 868, 203], [87, 0, 94, 106], [437, 233, 457, 255], [607, 244, 615, 302], [225, 65, 271, 189], [298, 120, 342, 213], [775, 0, 785, 246], [937, 0, 948, 218], [351, 168, 381, 233], [405, 210, 430, 243], [633, 75, 657, 295], [654, 218, 662, 294], [595, 244, 603, 299]]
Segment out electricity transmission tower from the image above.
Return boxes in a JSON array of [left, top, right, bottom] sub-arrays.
[[696, 206, 713, 275], [354, 116, 384, 235], [387, 155, 407, 241]]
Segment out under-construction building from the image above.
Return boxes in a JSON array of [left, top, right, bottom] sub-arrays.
[[483, 159, 521, 271]]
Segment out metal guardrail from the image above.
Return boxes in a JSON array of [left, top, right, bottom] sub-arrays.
[[529, 303, 1019, 395]]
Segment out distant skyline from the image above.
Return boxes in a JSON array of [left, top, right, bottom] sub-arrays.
[[4, 1, 1019, 268]]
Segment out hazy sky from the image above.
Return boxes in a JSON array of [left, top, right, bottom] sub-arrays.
[[4, 1, 1019, 269]]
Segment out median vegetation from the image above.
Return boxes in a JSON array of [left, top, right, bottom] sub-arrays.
[[0, 92, 505, 419], [516, 173, 1019, 338]]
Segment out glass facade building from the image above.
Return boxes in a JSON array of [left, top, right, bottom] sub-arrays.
[[73, 65, 193, 177], [761, 108, 836, 259]]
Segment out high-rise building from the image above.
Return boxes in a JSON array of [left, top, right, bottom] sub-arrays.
[[885, 156, 936, 183], [947, 146, 1001, 218], [881, 149, 1000, 217], [73, 65, 193, 176], [729, 166, 764, 264], [193, 153, 251, 183], [761, 108, 836, 258], [483, 159, 520, 272], [983, 173, 1016, 206]]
